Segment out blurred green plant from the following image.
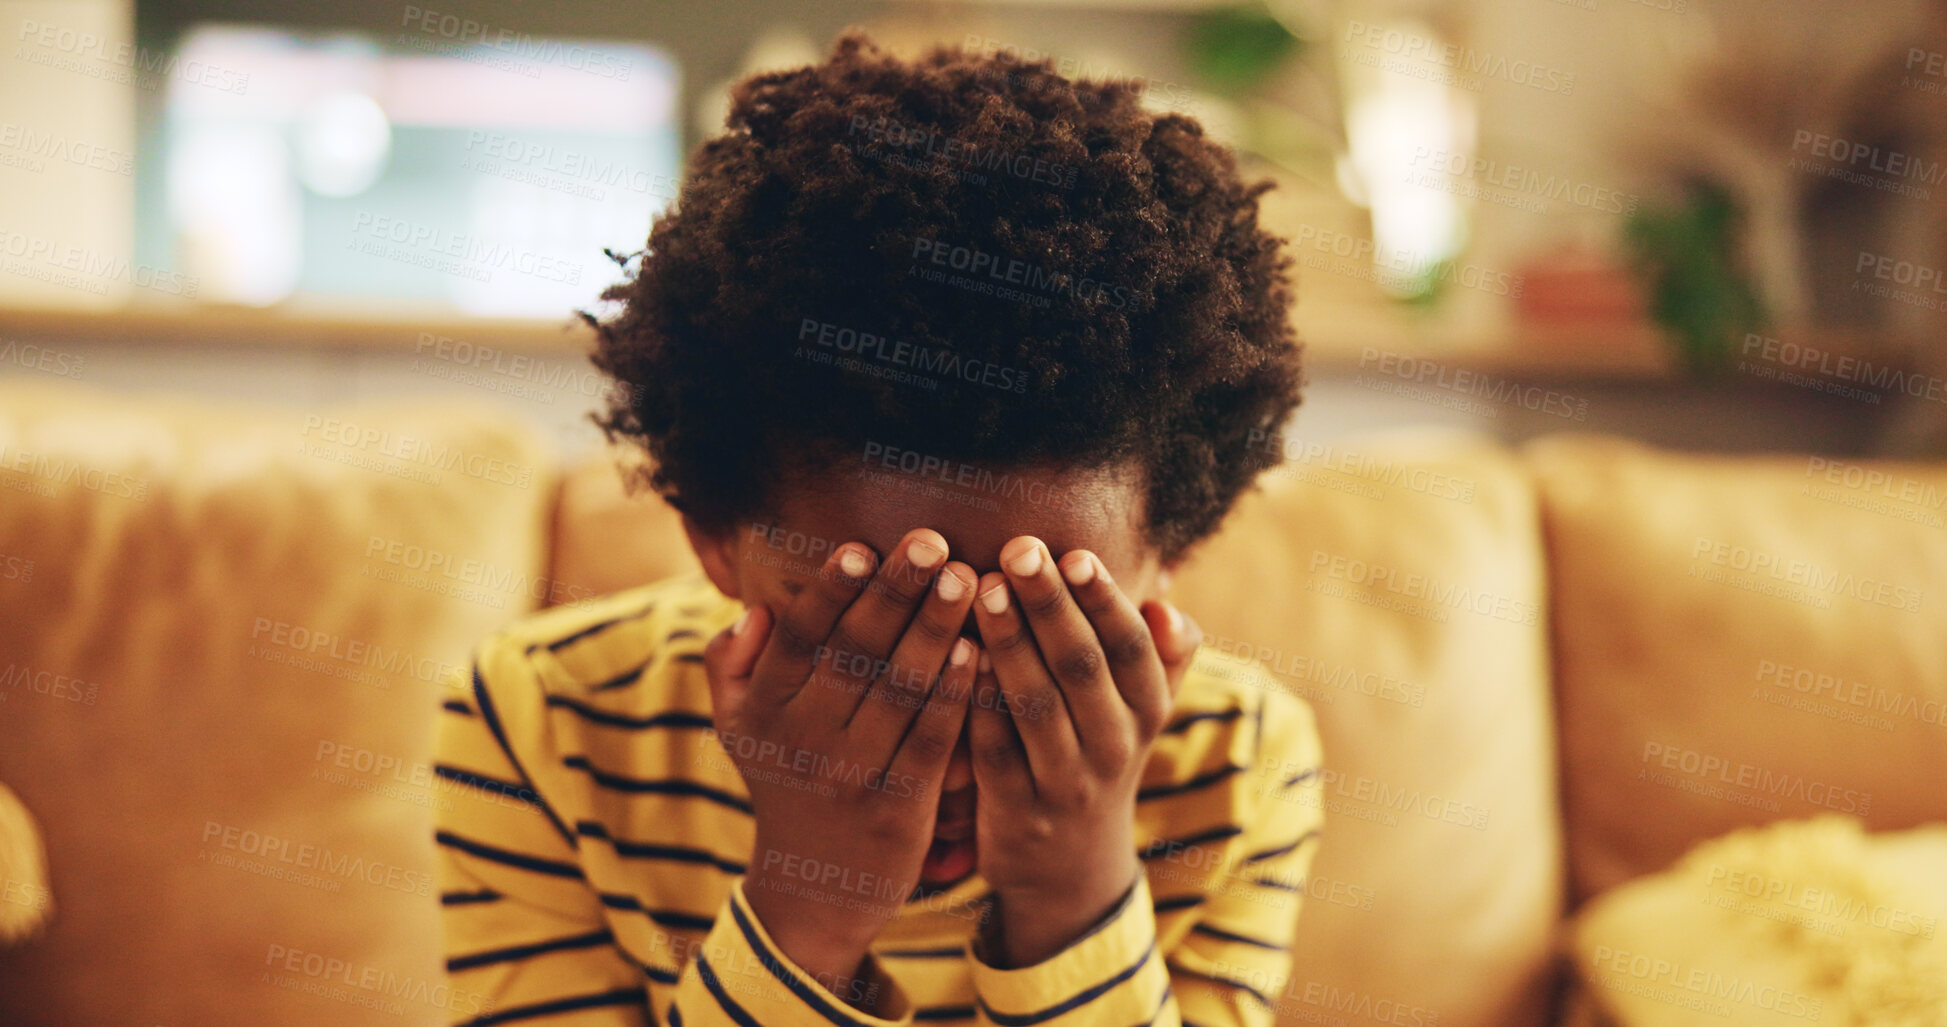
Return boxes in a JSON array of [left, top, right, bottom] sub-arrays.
[[1623, 182, 1767, 375], [1184, 4, 1303, 94]]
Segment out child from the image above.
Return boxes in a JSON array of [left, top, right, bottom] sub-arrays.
[[435, 30, 1323, 1027]]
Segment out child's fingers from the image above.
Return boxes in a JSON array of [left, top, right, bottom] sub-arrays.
[[747, 543, 875, 706], [1057, 550, 1170, 737], [966, 652, 1034, 803], [1141, 600, 1201, 705], [886, 637, 978, 799], [703, 603, 771, 719], [971, 570, 1079, 776]]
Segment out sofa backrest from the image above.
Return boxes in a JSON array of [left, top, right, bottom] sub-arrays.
[[1525, 435, 1947, 910], [0, 380, 554, 1026]]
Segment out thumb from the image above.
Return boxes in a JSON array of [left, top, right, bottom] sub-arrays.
[[1142, 600, 1202, 702], [703, 603, 770, 721]]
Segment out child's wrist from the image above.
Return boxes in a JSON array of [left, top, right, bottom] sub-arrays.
[[742, 870, 883, 1000]]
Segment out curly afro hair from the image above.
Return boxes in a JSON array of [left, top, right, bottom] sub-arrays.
[[585, 30, 1302, 563]]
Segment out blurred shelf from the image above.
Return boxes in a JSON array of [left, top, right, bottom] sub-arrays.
[[0, 303, 597, 354]]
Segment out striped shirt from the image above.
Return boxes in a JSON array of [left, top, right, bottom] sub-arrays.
[[434, 572, 1324, 1027]]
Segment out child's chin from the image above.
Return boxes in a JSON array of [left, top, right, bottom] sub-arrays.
[[918, 836, 977, 886]]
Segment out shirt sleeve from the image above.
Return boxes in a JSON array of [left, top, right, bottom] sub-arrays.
[[961, 688, 1324, 1027], [434, 632, 921, 1027]]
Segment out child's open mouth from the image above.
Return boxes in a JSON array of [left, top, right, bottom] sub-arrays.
[[920, 830, 977, 884]]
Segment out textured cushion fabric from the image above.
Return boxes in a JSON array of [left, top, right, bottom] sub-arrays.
[[546, 453, 700, 604], [0, 781, 52, 944], [545, 429, 1565, 1027], [1527, 436, 1947, 910], [1169, 429, 1562, 1027], [1569, 816, 1947, 1026], [0, 379, 554, 1026]]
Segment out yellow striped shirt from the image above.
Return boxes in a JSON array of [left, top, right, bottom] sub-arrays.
[[434, 572, 1323, 1026]]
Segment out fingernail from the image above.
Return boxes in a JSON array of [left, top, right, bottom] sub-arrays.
[[936, 570, 967, 602], [908, 539, 945, 570], [979, 584, 1009, 614], [733, 608, 753, 636], [838, 545, 870, 578], [1061, 553, 1096, 587], [977, 651, 993, 674], [1167, 603, 1184, 635], [950, 638, 973, 667], [1005, 542, 1043, 577]]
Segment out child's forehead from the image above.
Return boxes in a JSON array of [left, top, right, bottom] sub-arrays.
[[775, 462, 1150, 571]]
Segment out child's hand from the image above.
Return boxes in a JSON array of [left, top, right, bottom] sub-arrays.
[[703, 530, 980, 1005], [968, 536, 1202, 968]]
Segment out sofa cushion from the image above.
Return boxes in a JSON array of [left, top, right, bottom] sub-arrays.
[[0, 379, 554, 1026], [547, 428, 1565, 1027], [1526, 435, 1947, 907]]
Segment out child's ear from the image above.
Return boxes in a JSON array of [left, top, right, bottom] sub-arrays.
[[680, 514, 743, 600]]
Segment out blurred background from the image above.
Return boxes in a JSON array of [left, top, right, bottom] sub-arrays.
[[4, 4, 1947, 1026], [5, 0, 1946, 457]]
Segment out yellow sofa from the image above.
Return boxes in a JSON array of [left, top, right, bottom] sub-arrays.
[[0, 378, 1941, 1027]]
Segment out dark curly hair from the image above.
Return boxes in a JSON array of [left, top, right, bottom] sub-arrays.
[[584, 30, 1302, 562]]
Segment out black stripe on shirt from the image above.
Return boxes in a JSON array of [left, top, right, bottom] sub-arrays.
[[977, 937, 1158, 1026], [1136, 764, 1244, 802], [447, 928, 616, 972], [546, 694, 713, 731], [457, 986, 644, 1026], [440, 888, 503, 906], [472, 664, 576, 846], [1161, 707, 1244, 734], [915, 1005, 977, 1021], [543, 603, 655, 653], [1190, 923, 1286, 951], [588, 656, 656, 693], [598, 892, 715, 931], [443, 699, 476, 715], [1139, 824, 1243, 859], [1165, 959, 1273, 1008], [1244, 829, 1320, 864], [435, 829, 584, 879], [1281, 765, 1319, 788], [436, 764, 543, 808], [575, 820, 746, 874], [695, 954, 765, 1027], [728, 895, 882, 1027], [562, 755, 753, 814], [1152, 893, 1206, 915], [878, 945, 965, 959]]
